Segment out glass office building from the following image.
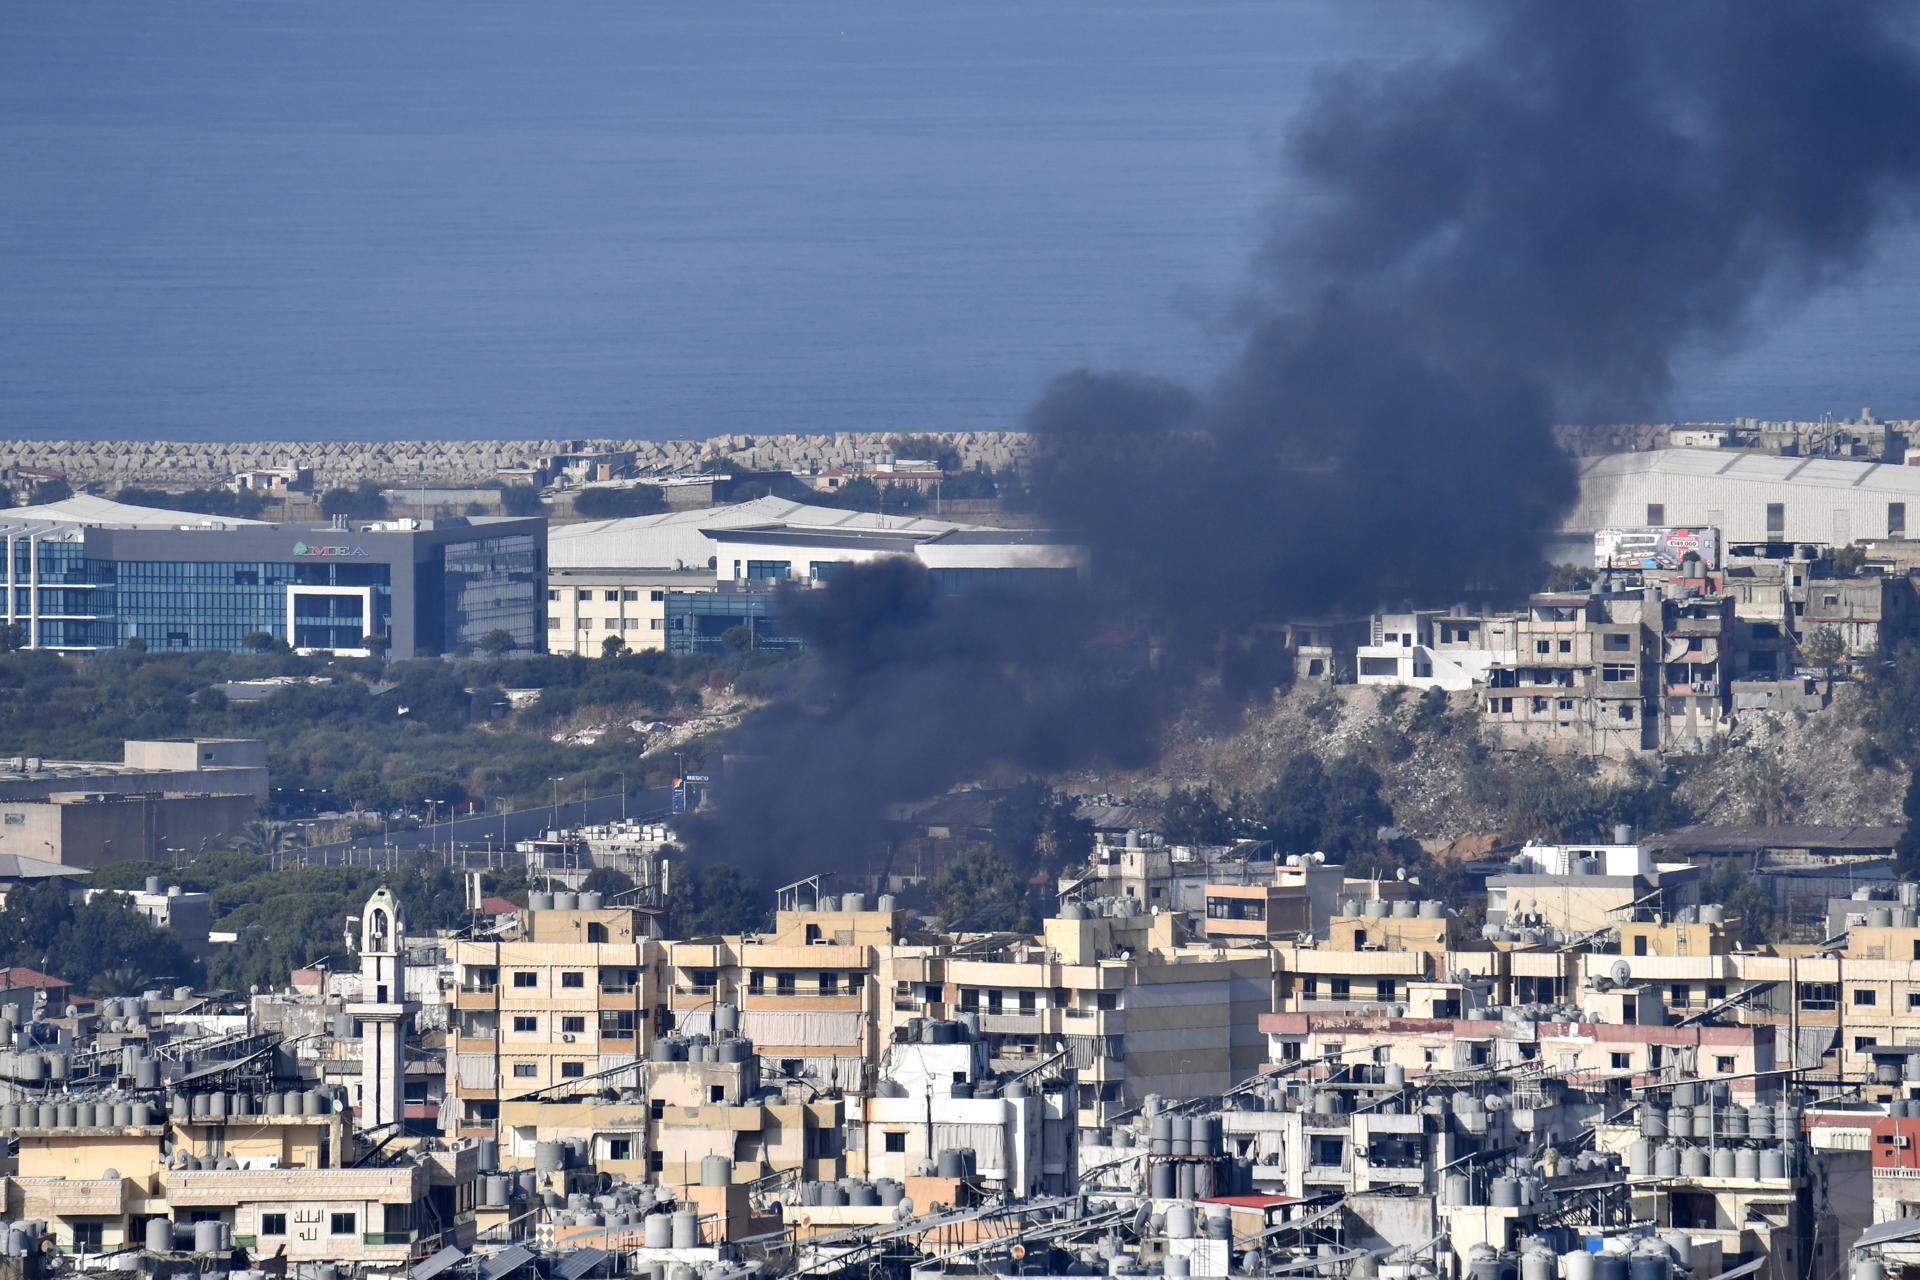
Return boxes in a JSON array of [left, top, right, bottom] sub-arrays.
[[2, 514, 545, 659]]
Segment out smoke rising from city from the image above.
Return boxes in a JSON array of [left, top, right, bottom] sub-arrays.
[[691, 3, 1920, 878]]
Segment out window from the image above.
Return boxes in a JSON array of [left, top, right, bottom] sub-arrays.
[[1855, 989, 1878, 1007], [1894, 503, 1908, 538], [604, 590, 618, 601], [608, 1137, 633, 1160], [561, 1016, 586, 1034], [884, 1131, 907, 1153], [776, 972, 796, 996], [1618, 704, 1634, 722], [1535, 640, 1550, 654], [587, 923, 608, 943], [1856, 1035, 1878, 1052], [561, 971, 584, 989], [513, 1015, 538, 1033], [1669, 983, 1691, 1006], [512, 971, 537, 988], [1558, 639, 1571, 653], [561, 1061, 585, 1078], [1377, 978, 1396, 1002], [1602, 663, 1635, 681], [330, 1213, 357, 1236], [1096, 991, 1118, 1011], [547, 589, 559, 602], [1716, 1056, 1736, 1073], [512, 1063, 537, 1078], [1799, 982, 1838, 1011], [1604, 633, 1631, 650], [748, 972, 765, 994], [622, 590, 638, 601], [1766, 502, 1785, 538], [260, 1214, 287, 1236], [576, 589, 591, 601], [547, 617, 559, 631], [73, 1223, 103, 1252], [1610, 1052, 1630, 1069], [819, 972, 839, 995], [1330, 978, 1350, 1000], [1647, 504, 1665, 526], [651, 589, 665, 601], [1019, 990, 1037, 1014]]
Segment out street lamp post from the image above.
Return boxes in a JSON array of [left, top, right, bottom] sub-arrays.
[[548, 776, 565, 837]]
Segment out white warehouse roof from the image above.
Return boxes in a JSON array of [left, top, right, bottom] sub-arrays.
[[0, 493, 268, 530], [1567, 448, 1920, 545], [548, 496, 975, 570]]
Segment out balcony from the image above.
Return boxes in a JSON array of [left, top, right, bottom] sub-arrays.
[[8, 1176, 132, 1216]]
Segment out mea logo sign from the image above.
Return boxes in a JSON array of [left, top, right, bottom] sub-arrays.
[[291, 542, 368, 557]]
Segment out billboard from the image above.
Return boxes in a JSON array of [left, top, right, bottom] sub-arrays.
[[1594, 526, 1719, 571]]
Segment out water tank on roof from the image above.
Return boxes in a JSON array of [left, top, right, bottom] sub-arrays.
[[670, 1210, 700, 1249]]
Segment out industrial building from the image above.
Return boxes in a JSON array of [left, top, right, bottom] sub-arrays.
[[545, 496, 1084, 658], [0, 738, 266, 869], [1, 495, 545, 657], [1567, 447, 1920, 547]]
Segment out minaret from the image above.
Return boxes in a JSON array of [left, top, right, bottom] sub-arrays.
[[351, 887, 408, 1132]]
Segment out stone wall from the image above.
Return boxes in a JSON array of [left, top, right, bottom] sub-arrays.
[[0, 433, 1035, 492]]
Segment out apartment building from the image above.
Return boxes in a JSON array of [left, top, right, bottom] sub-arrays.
[[545, 567, 714, 656], [1482, 589, 1662, 759], [446, 903, 664, 1140], [1356, 609, 1519, 691]]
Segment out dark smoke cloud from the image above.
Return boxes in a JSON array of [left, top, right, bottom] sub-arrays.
[[691, 3, 1920, 878]]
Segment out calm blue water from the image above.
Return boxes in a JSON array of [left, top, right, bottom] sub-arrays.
[[2, 2, 1917, 442]]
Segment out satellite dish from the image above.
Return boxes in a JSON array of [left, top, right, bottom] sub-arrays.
[[1396, 867, 1408, 881], [1012, 1246, 1027, 1262], [1611, 960, 1632, 986]]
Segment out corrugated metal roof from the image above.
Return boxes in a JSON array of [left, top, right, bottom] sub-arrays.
[[548, 496, 974, 569], [1579, 448, 1920, 496]]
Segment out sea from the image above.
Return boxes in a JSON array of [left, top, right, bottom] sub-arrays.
[[2, 2, 1917, 443]]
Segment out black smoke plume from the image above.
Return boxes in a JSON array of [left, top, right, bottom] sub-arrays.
[[690, 3, 1920, 878]]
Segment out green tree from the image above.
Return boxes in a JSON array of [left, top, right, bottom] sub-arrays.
[[663, 864, 766, 937], [990, 781, 1093, 870], [1161, 785, 1233, 847], [579, 865, 636, 899], [1800, 626, 1847, 692], [1829, 544, 1867, 577], [241, 630, 276, 653], [479, 629, 517, 656], [1541, 563, 1595, 593], [496, 484, 545, 516], [883, 434, 962, 470], [1255, 753, 1391, 860], [601, 634, 629, 660], [931, 852, 1035, 932], [0, 879, 199, 994], [319, 482, 389, 519], [29, 478, 73, 505], [0, 623, 23, 654], [574, 486, 667, 518]]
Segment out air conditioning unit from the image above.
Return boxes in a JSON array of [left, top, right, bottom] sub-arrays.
[[561, 1033, 577, 1043]]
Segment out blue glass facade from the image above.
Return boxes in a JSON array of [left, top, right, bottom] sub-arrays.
[[663, 590, 805, 656], [2, 518, 544, 658]]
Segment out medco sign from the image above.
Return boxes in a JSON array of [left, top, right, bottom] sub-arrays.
[[291, 542, 369, 557]]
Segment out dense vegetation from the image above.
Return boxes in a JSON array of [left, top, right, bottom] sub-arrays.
[[0, 880, 199, 997], [573, 485, 667, 518], [0, 644, 804, 818]]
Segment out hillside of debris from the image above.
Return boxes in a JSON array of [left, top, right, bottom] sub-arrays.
[[1066, 678, 1906, 847]]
